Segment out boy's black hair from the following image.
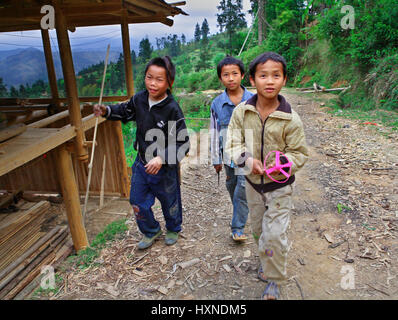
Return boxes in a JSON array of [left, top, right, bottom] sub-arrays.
[[249, 52, 287, 79], [217, 55, 245, 79], [144, 56, 176, 89]]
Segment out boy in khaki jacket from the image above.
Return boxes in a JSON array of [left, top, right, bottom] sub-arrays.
[[225, 52, 308, 299]]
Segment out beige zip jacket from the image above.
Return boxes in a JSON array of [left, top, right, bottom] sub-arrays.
[[225, 94, 309, 193]]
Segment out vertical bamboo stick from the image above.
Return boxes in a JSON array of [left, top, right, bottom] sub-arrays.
[[83, 44, 110, 217], [100, 155, 106, 208]]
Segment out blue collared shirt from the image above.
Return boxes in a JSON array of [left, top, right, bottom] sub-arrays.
[[210, 86, 254, 167]]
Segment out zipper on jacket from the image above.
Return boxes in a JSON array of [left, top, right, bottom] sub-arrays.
[[259, 115, 267, 192]]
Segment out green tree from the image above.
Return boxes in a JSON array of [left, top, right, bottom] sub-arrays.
[[194, 23, 201, 43], [217, 0, 247, 53], [201, 18, 210, 42], [138, 37, 153, 62], [0, 78, 8, 97], [168, 34, 181, 57], [9, 86, 18, 97], [19, 84, 27, 98], [197, 19, 211, 71]]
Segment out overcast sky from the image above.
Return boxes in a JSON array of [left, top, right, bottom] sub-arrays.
[[0, 0, 253, 52]]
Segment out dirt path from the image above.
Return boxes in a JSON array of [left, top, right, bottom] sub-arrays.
[[53, 89, 398, 300]]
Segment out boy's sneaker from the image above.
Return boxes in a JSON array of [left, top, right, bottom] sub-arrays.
[[137, 230, 162, 250], [231, 230, 248, 242], [165, 231, 179, 246]]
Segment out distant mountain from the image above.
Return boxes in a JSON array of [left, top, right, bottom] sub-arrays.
[[0, 48, 25, 61], [0, 47, 120, 88]]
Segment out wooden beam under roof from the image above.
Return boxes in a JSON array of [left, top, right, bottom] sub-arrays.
[[125, 0, 172, 15], [168, 1, 187, 6], [0, 2, 123, 20], [123, 1, 156, 16], [0, 0, 185, 31]]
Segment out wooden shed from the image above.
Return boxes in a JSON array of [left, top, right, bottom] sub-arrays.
[[0, 0, 188, 256]]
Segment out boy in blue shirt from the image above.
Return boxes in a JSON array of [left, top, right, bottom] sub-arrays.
[[210, 56, 254, 241]]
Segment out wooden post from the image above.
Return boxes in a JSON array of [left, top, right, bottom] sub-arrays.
[[112, 121, 130, 198], [55, 144, 88, 251], [54, 4, 88, 162], [41, 29, 60, 110], [121, 17, 134, 97], [117, 16, 133, 198]]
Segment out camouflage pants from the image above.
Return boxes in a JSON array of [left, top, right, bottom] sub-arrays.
[[246, 182, 293, 284]]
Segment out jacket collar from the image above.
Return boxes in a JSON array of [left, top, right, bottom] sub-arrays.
[[244, 94, 292, 120], [141, 89, 174, 108], [221, 85, 253, 108]]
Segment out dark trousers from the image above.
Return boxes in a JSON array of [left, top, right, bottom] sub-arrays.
[[129, 159, 182, 237]]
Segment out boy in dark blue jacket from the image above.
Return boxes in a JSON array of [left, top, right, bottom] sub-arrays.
[[94, 56, 190, 249]]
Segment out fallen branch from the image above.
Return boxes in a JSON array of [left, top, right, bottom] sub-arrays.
[[293, 277, 305, 300], [366, 283, 390, 296]]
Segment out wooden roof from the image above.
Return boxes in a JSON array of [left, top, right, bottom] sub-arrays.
[[0, 0, 188, 32]]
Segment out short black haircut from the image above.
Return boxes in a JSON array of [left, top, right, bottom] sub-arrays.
[[217, 55, 245, 79], [144, 56, 176, 89], [249, 52, 287, 79]]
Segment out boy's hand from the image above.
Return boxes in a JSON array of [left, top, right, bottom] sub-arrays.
[[93, 104, 107, 117], [267, 161, 281, 175], [145, 156, 163, 175], [214, 164, 223, 173], [246, 157, 264, 175]]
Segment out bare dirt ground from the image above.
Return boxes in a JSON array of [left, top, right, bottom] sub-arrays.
[[49, 88, 397, 300]]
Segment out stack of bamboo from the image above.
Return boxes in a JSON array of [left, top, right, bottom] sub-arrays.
[[0, 201, 72, 299]]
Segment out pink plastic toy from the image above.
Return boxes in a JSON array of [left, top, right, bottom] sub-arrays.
[[264, 151, 293, 183]]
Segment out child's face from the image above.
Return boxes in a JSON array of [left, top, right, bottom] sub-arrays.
[[250, 60, 286, 100], [220, 64, 244, 92], [145, 65, 169, 100]]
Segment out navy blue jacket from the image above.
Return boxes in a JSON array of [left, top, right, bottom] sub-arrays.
[[105, 89, 190, 167]]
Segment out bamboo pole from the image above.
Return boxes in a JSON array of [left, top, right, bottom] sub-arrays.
[[0, 226, 63, 291], [54, 3, 88, 162], [41, 29, 60, 109], [83, 44, 110, 218], [55, 145, 88, 251], [99, 155, 106, 208], [121, 17, 134, 97]]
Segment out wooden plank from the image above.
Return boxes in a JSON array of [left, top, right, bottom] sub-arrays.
[[0, 127, 76, 177], [0, 96, 128, 106], [0, 124, 26, 143]]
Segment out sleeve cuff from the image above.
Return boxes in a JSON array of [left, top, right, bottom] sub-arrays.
[[103, 106, 111, 118], [237, 151, 252, 168]]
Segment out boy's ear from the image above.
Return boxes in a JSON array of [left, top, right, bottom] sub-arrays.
[[249, 76, 255, 87]]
